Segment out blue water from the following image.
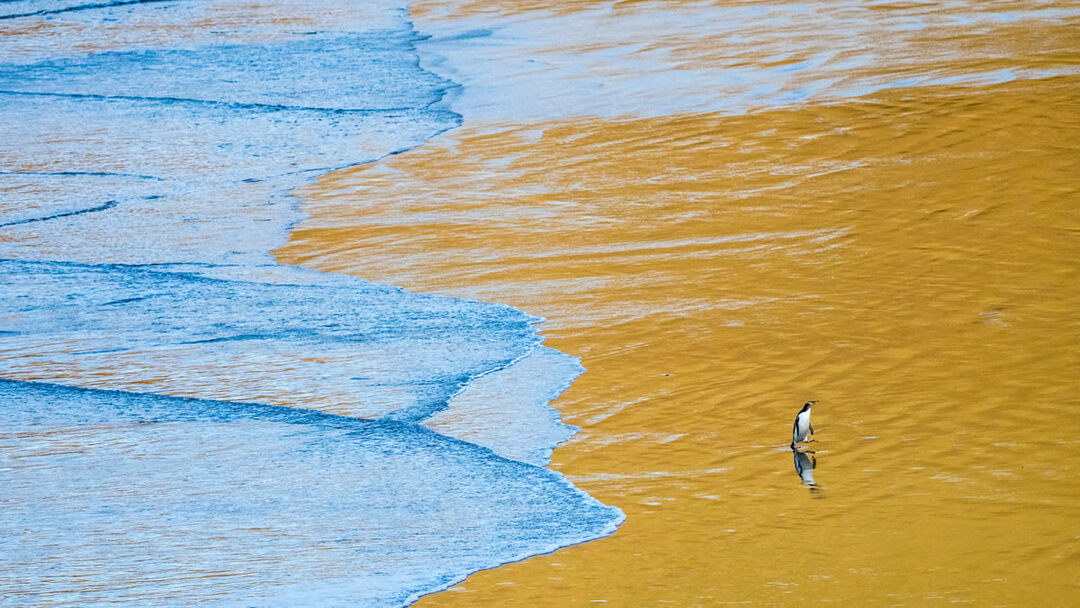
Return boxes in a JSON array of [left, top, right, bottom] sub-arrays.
[[0, 259, 542, 422], [0, 0, 622, 604], [0, 4, 458, 266], [1, 380, 619, 606]]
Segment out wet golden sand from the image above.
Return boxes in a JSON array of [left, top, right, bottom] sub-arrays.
[[277, 75, 1079, 604]]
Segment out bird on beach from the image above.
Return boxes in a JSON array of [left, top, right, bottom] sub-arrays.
[[790, 400, 817, 449]]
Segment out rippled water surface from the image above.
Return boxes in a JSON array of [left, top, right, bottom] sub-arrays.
[[4, 0, 1078, 604], [278, 0, 1080, 605], [2, 380, 618, 607]]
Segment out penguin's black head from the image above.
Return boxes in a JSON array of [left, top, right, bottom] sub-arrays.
[[802, 400, 817, 411]]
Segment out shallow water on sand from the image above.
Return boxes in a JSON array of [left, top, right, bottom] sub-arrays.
[[279, 0, 1080, 602]]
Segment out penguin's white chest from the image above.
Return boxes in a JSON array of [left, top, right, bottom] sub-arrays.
[[793, 410, 811, 442]]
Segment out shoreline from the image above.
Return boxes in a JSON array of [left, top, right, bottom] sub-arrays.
[[277, 74, 1080, 605], [1, 0, 628, 602]]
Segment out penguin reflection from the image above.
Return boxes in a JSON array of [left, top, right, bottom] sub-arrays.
[[793, 449, 823, 497]]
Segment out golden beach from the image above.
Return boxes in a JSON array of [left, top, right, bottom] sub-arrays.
[[277, 1, 1080, 603]]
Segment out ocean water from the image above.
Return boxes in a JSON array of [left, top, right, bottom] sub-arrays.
[[0, 0, 456, 267], [0, 259, 544, 422], [1, 380, 618, 607], [0, 0, 622, 604]]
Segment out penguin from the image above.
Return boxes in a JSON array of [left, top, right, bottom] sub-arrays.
[[790, 400, 817, 449]]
